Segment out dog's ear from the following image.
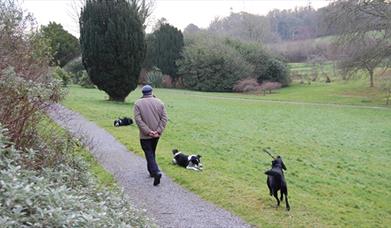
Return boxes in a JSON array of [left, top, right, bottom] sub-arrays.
[[172, 149, 178, 154], [197, 155, 201, 158]]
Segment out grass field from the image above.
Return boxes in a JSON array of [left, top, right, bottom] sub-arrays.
[[63, 81, 391, 227]]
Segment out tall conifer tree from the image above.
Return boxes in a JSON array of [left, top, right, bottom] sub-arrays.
[[147, 22, 184, 82], [80, 0, 146, 101]]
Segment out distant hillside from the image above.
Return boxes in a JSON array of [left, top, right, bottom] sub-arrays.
[[184, 4, 337, 44]]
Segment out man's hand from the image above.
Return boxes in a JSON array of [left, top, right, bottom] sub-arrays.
[[148, 131, 160, 138]]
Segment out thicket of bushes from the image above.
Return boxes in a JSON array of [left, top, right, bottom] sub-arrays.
[[0, 126, 152, 227], [0, 68, 152, 227], [0, 2, 153, 226], [178, 35, 254, 92], [177, 34, 289, 92], [63, 57, 95, 88]]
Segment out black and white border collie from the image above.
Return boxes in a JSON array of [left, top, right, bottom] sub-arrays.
[[114, 117, 133, 127], [172, 149, 203, 171]]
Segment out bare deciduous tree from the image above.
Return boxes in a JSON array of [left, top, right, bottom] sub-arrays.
[[325, 0, 391, 87]]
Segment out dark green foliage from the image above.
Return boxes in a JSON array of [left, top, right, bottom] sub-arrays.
[[145, 22, 184, 82], [79, 71, 95, 88], [143, 34, 155, 70], [52, 67, 71, 87], [80, 0, 146, 101], [177, 37, 253, 92], [224, 39, 270, 81], [63, 57, 84, 75], [146, 68, 163, 88], [258, 59, 290, 86], [63, 57, 89, 85], [178, 35, 289, 92], [39, 22, 80, 67], [224, 37, 290, 86], [0, 127, 152, 227]]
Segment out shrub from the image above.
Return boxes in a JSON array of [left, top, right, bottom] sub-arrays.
[[233, 78, 260, 92], [257, 59, 290, 86], [0, 67, 64, 148], [147, 69, 164, 88], [0, 127, 153, 227], [260, 81, 282, 95], [63, 57, 84, 74], [52, 67, 71, 86], [1, 1, 64, 149], [79, 71, 95, 88], [63, 57, 84, 84], [177, 37, 254, 92], [1, 3, 152, 226], [0, 1, 51, 81], [224, 38, 270, 80]]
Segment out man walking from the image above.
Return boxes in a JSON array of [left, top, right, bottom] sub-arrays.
[[134, 85, 168, 186]]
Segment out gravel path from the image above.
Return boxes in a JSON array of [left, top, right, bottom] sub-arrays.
[[48, 104, 251, 228]]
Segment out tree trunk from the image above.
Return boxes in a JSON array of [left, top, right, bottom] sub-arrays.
[[109, 96, 125, 102], [369, 69, 374, 87]]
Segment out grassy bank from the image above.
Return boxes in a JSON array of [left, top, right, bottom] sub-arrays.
[[63, 82, 391, 227]]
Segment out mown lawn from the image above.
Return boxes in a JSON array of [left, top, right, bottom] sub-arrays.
[[63, 81, 391, 227]]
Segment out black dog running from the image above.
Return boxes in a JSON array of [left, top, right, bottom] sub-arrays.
[[264, 152, 290, 211]]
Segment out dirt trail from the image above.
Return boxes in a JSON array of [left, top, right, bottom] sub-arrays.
[[48, 104, 251, 228]]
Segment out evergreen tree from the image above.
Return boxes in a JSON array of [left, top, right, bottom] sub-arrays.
[[80, 0, 146, 101], [39, 22, 80, 67], [147, 21, 184, 82]]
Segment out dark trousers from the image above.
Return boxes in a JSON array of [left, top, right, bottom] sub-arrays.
[[140, 138, 160, 176]]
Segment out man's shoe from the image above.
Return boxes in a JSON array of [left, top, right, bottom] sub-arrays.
[[153, 172, 162, 186]]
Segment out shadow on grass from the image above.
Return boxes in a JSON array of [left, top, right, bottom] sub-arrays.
[[97, 100, 135, 106]]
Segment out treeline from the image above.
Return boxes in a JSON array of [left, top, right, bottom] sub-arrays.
[[183, 6, 333, 63], [183, 1, 390, 64], [185, 5, 335, 44]]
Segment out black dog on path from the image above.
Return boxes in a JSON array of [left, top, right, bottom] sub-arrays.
[[265, 156, 290, 211], [114, 117, 133, 127]]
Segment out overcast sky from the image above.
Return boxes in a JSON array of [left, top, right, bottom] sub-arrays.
[[22, 0, 330, 37]]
